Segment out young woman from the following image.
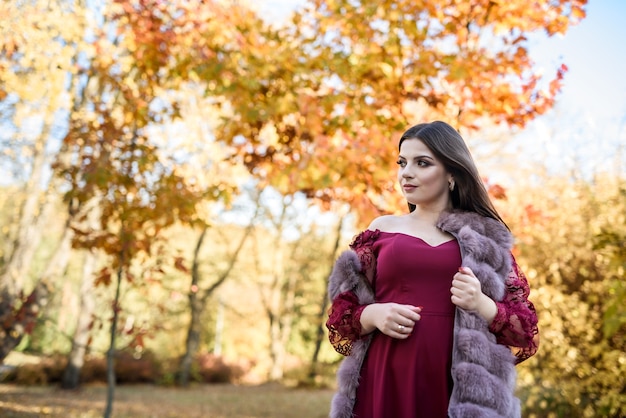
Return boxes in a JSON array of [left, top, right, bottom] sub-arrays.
[[326, 121, 539, 418]]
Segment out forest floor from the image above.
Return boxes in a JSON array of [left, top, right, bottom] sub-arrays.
[[0, 382, 335, 418]]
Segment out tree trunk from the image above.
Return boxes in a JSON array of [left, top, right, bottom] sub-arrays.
[[104, 260, 124, 418], [214, 298, 224, 356], [178, 215, 255, 386], [267, 274, 299, 382], [260, 197, 296, 382], [62, 248, 98, 389], [309, 214, 345, 379], [178, 298, 202, 386], [178, 226, 207, 387], [268, 312, 285, 381], [269, 255, 299, 382]]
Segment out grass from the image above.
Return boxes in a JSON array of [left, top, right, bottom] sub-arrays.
[[0, 383, 335, 418]]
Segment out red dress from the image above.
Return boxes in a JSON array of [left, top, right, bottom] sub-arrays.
[[352, 232, 461, 418], [327, 229, 539, 418]]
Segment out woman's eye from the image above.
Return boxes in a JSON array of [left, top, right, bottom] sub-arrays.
[[396, 159, 406, 167], [417, 160, 429, 167]]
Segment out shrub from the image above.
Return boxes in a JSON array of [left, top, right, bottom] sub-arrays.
[[14, 364, 48, 385], [80, 355, 107, 383], [7, 351, 253, 387], [284, 361, 338, 389], [115, 350, 159, 384], [40, 353, 67, 383], [194, 353, 245, 384], [10, 353, 66, 385], [154, 357, 177, 386]]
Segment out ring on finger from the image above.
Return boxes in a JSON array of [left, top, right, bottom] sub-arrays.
[[398, 324, 405, 332]]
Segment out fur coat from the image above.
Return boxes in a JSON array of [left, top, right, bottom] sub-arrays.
[[327, 210, 520, 418]]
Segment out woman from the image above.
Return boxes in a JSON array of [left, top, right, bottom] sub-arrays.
[[326, 121, 539, 418]]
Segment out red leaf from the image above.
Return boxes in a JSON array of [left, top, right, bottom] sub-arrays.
[[94, 267, 112, 287], [174, 257, 189, 273]]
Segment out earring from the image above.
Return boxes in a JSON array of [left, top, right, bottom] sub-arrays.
[[449, 181, 455, 191]]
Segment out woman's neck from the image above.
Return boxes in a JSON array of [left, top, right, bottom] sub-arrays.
[[410, 202, 451, 224], [409, 207, 445, 226]]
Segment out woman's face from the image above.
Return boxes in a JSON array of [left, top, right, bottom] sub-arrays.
[[397, 138, 452, 210]]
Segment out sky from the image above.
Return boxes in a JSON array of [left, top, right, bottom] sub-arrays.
[[528, 1, 626, 124], [517, 0, 626, 177], [258, 0, 626, 178]]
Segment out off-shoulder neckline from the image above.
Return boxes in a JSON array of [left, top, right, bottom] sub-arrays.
[[369, 229, 457, 248]]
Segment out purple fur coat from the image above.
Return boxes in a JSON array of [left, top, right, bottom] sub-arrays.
[[327, 210, 520, 418]]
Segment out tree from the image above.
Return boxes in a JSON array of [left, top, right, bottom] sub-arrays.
[[137, 82, 253, 386], [0, 1, 594, 398], [206, 0, 587, 220], [177, 212, 257, 386], [0, 0, 91, 362], [253, 194, 297, 381], [244, 191, 341, 381], [61, 198, 102, 389], [50, 1, 209, 414], [308, 208, 347, 381], [503, 174, 626, 417]]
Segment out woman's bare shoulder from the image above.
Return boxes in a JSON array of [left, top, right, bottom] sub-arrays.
[[367, 215, 402, 231]]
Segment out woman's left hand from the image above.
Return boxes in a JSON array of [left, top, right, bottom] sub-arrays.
[[451, 267, 498, 323], [450, 266, 483, 310]]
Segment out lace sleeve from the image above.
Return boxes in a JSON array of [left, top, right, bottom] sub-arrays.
[[489, 255, 540, 364], [349, 229, 380, 286], [325, 229, 379, 356], [326, 291, 368, 356]]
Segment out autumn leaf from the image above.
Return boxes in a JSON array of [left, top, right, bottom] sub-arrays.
[[94, 268, 112, 287], [174, 257, 189, 273]]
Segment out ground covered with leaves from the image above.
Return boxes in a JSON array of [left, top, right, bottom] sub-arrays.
[[0, 383, 334, 418]]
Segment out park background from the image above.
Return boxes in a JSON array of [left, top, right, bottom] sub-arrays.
[[0, 0, 624, 417]]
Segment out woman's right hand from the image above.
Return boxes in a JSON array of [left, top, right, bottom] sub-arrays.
[[360, 303, 422, 339]]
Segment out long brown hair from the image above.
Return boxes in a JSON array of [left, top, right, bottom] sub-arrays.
[[399, 121, 508, 228]]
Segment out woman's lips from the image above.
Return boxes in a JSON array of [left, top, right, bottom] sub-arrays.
[[403, 184, 417, 191]]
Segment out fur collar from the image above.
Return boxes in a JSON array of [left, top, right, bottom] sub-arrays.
[[436, 209, 513, 302]]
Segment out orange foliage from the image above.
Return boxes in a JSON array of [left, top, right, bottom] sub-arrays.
[[85, 0, 586, 220], [187, 0, 586, 217]]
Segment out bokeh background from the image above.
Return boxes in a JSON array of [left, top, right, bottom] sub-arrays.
[[0, 1, 624, 417]]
